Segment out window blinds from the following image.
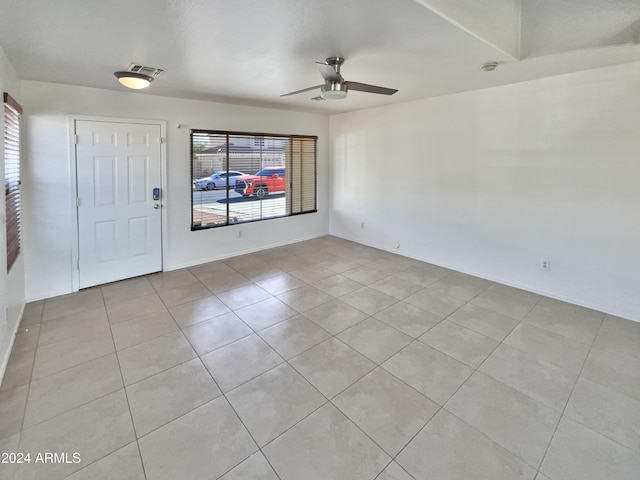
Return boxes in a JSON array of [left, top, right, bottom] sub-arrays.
[[4, 92, 22, 272]]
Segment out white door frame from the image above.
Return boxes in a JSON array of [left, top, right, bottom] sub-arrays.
[[69, 115, 168, 292]]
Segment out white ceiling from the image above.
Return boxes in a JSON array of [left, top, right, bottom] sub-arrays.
[[1, 0, 639, 114]]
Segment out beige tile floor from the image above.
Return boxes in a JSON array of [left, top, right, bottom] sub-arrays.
[[1, 235, 640, 480]]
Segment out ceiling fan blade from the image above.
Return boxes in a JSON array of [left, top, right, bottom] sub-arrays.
[[316, 62, 343, 82], [345, 81, 398, 95], [280, 85, 323, 97]]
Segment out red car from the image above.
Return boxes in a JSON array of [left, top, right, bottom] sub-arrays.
[[234, 167, 285, 199]]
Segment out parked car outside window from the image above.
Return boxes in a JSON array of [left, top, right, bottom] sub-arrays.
[[234, 167, 286, 198], [193, 170, 246, 190]]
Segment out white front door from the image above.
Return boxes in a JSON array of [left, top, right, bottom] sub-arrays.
[[76, 120, 163, 288]]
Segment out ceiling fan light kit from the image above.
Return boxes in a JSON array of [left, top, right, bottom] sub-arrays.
[[321, 82, 348, 100], [281, 56, 397, 101]]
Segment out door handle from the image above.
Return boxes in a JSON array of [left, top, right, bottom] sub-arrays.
[[154, 204, 160, 209]]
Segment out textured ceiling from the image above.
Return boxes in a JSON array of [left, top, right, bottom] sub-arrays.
[[0, 0, 639, 114]]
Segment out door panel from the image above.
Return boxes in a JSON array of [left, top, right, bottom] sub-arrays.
[[95, 220, 117, 262], [76, 120, 162, 288], [129, 217, 149, 256], [128, 156, 149, 203]]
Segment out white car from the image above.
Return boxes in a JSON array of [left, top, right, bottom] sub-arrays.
[[193, 171, 247, 190]]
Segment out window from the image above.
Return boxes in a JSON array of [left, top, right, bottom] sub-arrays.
[[3, 92, 22, 272], [191, 130, 317, 229]]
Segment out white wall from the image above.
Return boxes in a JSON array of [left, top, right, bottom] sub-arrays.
[[21, 81, 329, 301], [0, 44, 25, 378], [330, 61, 640, 321]]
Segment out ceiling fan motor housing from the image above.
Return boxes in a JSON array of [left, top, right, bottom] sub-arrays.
[[321, 81, 348, 100]]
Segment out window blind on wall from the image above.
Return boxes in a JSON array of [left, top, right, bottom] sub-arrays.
[[4, 92, 22, 272], [288, 137, 317, 215]]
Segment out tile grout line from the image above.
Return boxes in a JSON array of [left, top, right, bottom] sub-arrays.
[[11, 300, 44, 480], [384, 323, 498, 468], [16, 288, 143, 479], [193, 334, 286, 480], [166, 291, 283, 480], [383, 291, 544, 473], [431, 293, 562, 475], [538, 313, 640, 455], [533, 310, 605, 477], [101, 286, 150, 480]]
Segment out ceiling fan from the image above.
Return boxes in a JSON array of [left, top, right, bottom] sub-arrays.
[[281, 57, 398, 101]]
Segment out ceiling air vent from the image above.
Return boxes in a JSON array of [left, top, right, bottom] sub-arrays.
[[128, 63, 164, 78]]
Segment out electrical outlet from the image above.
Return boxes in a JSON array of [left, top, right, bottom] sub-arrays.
[[541, 260, 550, 270], [238, 230, 242, 238]]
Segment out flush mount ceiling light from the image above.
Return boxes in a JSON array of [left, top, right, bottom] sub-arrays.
[[481, 62, 499, 72], [114, 71, 154, 89], [114, 64, 164, 89]]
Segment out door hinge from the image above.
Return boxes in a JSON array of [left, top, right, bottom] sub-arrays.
[[74, 134, 79, 144], [77, 258, 80, 270], [160, 137, 166, 144], [76, 197, 81, 207]]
